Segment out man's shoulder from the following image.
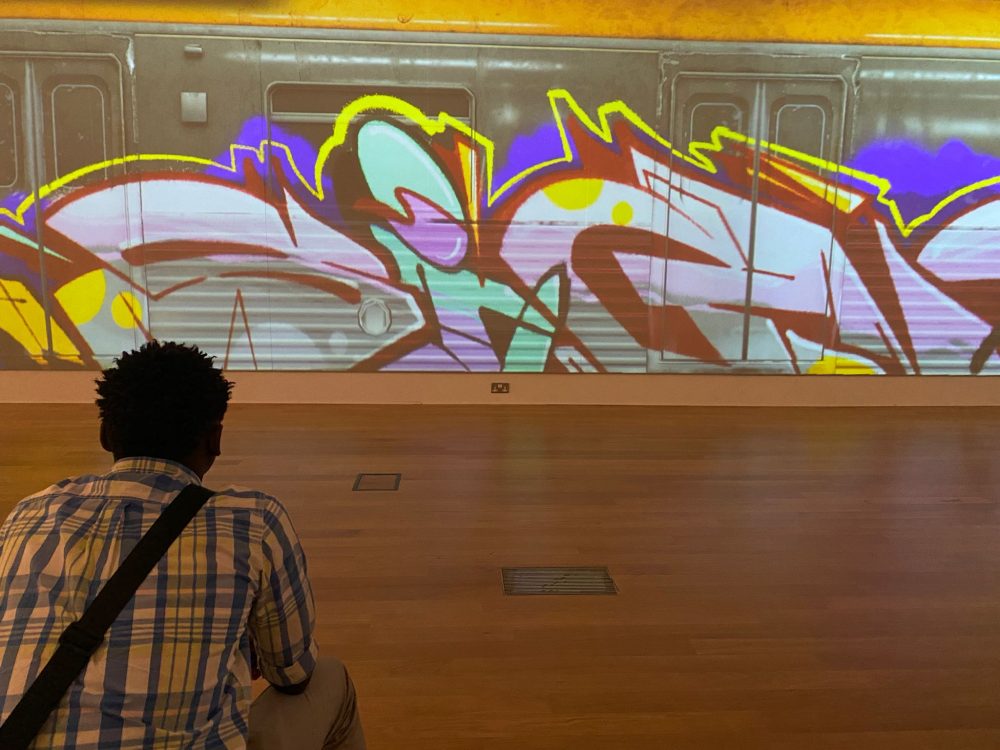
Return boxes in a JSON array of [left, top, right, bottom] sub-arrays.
[[209, 485, 302, 542], [0, 476, 104, 534], [16, 476, 283, 513], [210, 484, 289, 515], [18, 474, 104, 505]]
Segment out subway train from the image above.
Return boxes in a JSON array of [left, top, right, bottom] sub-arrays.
[[2, 2, 1000, 375]]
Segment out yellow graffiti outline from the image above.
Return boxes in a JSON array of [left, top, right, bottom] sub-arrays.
[[0, 144, 323, 226], [745, 136, 1000, 238], [2, 88, 999, 240]]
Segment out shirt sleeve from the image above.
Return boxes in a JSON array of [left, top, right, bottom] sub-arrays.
[[250, 498, 318, 687]]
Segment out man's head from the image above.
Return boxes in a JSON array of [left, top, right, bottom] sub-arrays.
[[96, 341, 234, 476]]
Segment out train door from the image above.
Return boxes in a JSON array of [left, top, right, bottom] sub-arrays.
[[652, 59, 851, 373], [0, 53, 133, 368]]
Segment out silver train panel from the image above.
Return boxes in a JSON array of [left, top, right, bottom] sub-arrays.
[[0, 24, 998, 374]]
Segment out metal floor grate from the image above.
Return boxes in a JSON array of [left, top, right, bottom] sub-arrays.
[[501, 567, 618, 596], [352, 473, 401, 491]]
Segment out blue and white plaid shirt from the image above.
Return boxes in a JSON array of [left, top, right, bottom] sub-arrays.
[[0, 457, 317, 749]]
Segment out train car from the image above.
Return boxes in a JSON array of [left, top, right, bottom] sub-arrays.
[[2, 1, 1000, 375]]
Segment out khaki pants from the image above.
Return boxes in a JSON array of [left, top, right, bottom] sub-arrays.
[[248, 656, 366, 750]]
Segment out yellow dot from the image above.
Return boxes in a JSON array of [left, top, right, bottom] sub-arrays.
[[55, 270, 106, 326], [542, 179, 604, 211], [612, 201, 634, 226], [111, 291, 143, 329]]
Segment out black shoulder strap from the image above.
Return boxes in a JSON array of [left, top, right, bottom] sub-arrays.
[[0, 483, 215, 749]]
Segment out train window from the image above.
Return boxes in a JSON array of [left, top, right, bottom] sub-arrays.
[[772, 99, 830, 168], [688, 99, 745, 143], [683, 95, 750, 162], [268, 83, 472, 154], [271, 84, 471, 123], [49, 82, 108, 179], [0, 81, 17, 188]]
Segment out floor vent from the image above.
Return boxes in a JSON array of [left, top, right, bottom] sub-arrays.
[[501, 567, 617, 596], [353, 473, 401, 491]]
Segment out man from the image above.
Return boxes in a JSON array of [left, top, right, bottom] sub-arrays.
[[0, 341, 365, 749]]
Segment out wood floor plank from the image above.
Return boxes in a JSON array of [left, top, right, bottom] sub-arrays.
[[2, 403, 1000, 748]]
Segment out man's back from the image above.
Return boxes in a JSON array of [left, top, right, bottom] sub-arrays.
[[0, 457, 316, 749]]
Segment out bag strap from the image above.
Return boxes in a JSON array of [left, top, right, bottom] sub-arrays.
[[0, 483, 215, 749]]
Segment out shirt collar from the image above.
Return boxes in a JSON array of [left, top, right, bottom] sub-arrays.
[[108, 457, 203, 486]]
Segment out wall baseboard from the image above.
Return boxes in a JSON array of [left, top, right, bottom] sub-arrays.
[[1, 371, 997, 406]]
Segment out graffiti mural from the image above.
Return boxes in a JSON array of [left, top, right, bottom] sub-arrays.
[[2, 88, 1000, 374]]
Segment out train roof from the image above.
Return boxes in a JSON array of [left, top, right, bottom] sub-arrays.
[[2, 0, 1000, 50]]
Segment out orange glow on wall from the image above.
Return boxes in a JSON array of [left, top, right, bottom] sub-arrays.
[[2, 0, 1000, 49]]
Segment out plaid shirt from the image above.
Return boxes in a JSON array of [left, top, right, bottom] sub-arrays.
[[0, 458, 317, 749]]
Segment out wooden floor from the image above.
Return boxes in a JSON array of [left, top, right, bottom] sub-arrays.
[[2, 404, 1000, 749]]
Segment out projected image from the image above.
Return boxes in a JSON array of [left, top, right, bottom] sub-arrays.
[[2, 89, 1000, 374]]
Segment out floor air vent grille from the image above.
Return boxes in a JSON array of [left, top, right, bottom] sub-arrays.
[[501, 567, 617, 596], [353, 473, 401, 491]]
